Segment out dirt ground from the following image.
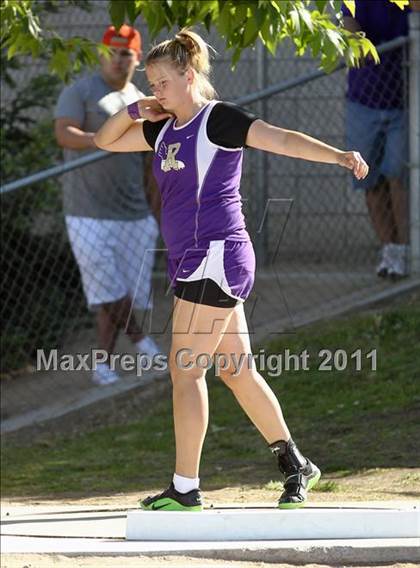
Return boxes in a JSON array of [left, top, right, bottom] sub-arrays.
[[2, 557, 419, 568], [2, 466, 419, 508], [2, 465, 419, 568]]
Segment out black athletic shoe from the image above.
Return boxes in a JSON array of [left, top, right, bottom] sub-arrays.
[[269, 438, 321, 509], [278, 459, 321, 508], [140, 482, 203, 511]]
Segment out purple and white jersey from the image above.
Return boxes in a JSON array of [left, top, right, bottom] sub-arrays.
[[143, 101, 258, 259]]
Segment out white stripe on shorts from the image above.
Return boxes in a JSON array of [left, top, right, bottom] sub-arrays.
[[176, 240, 244, 302]]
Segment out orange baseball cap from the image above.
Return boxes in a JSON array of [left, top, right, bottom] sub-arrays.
[[102, 25, 142, 54]]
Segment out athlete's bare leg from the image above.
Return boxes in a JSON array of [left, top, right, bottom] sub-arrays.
[[170, 297, 235, 478], [215, 303, 290, 444]]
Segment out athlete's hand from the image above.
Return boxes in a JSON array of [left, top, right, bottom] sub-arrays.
[[138, 97, 173, 122], [336, 150, 369, 180]]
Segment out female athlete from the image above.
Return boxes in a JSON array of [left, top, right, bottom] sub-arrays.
[[95, 29, 368, 511]]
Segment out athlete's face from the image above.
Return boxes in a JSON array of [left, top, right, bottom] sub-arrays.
[[146, 61, 194, 112]]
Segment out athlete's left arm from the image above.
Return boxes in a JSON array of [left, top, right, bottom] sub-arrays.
[[246, 119, 369, 180]]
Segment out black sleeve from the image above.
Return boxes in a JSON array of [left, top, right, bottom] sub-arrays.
[[142, 119, 168, 149], [207, 102, 259, 148]]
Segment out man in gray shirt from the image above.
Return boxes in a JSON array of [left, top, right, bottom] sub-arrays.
[[55, 24, 160, 385]]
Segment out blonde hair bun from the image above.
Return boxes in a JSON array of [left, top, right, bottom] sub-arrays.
[[175, 29, 210, 75], [146, 28, 216, 99]]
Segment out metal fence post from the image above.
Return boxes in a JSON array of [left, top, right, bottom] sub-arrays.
[[255, 40, 269, 266], [409, 11, 420, 274]]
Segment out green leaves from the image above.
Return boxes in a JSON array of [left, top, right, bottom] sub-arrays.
[[132, 1, 172, 37], [109, 0, 127, 29], [49, 46, 69, 74], [1, 0, 99, 81], [1, 0, 404, 78], [343, 30, 379, 69], [243, 14, 259, 46]]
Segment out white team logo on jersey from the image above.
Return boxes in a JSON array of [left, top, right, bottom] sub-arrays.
[[158, 142, 185, 172]]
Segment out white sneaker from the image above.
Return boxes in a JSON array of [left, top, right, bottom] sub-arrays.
[[136, 335, 162, 358], [388, 243, 408, 280], [376, 244, 391, 278], [92, 363, 120, 386]]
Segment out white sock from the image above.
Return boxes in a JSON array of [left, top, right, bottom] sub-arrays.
[[173, 473, 200, 494]]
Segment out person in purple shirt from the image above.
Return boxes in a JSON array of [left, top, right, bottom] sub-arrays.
[[95, 29, 368, 511], [343, 0, 420, 279]]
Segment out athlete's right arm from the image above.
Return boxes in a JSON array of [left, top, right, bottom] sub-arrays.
[[94, 98, 172, 153], [94, 108, 151, 152]]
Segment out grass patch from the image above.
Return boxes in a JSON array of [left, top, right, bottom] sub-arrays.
[[264, 480, 282, 491], [312, 480, 340, 493], [2, 293, 420, 498]]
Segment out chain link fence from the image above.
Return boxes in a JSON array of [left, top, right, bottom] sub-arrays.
[[1, 2, 419, 430]]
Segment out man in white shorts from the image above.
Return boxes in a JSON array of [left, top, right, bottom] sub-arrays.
[[55, 24, 160, 385]]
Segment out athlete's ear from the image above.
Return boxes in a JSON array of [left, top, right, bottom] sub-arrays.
[[185, 67, 194, 84]]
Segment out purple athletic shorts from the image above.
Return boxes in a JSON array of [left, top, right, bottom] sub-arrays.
[[167, 239, 256, 304]]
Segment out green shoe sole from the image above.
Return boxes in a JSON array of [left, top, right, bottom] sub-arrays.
[[277, 469, 321, 510], [140, 497, 203, 512]]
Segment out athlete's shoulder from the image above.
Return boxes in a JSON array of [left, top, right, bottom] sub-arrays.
[[209, 100, 257, 119], [207, 101, 259, 148]]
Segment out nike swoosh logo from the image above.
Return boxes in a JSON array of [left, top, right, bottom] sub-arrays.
[[186, 135, 194, 139], [151, 503, 169, 510]]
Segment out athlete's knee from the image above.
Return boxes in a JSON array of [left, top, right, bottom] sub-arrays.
[[217, 367, 238, 389], [218, 365, 255, 390], [169, 348, 206, 382]]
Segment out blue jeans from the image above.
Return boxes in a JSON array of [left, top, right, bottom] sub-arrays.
[[345, 100, 408, 191]]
